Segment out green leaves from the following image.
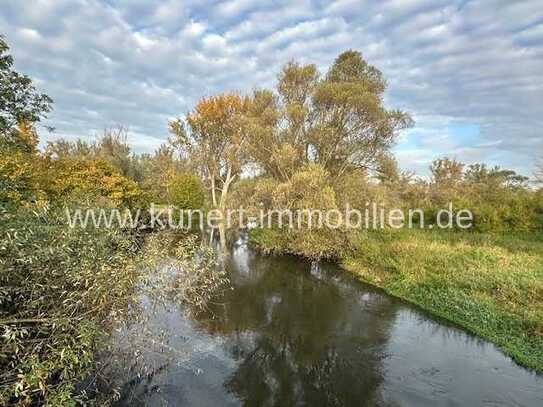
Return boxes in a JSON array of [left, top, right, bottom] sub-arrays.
[[244, 50, 413, 180], [326, 50, 386, 94], [167, 173, 205, 210], [0, 36, 52, 137], [0, 207, 140, 404]]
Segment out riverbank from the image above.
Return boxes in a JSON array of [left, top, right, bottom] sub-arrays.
[[249, 229, 543, 374], [0, 207, 142, 404]]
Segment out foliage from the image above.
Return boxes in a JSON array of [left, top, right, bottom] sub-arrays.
[[430, 157, 464, 189], [0, 121, 44, 210], [250, 227, 350, 260], [423, 158, 539, 232], [168, 50, 412, 212], [45, 128, 190, 204], [1, 148, 147, 211], [139, 144, 185, 203], [0, 36, 52, 138], [97, 232, 227, 404], [170, 93, 249, 209], [92, 127, 134, 179], [137, 233, 227, 312], [43, 157, 145, 208], [0, 207, 141, 405], [0, 149, 42, 209], [244, 51, 413, 180], [374, 152, 402, 185], [240, 164, 349, 259], [167, 173, 205, 209], [0, 36, 221, 406]]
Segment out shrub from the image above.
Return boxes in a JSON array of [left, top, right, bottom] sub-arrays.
[[43, 158, 146, 209], [0, 151, 42, 210], [167, 173, 205, 209], [0, 206, 140, 404]]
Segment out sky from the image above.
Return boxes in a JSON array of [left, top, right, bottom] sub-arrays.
[[1, 0, 542, 176]]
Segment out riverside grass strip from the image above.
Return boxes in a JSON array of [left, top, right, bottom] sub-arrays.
[[343, 230, 543, 374]]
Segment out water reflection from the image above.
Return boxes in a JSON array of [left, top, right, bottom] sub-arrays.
[[193, 247, 398, 406], [113, 237, 543, 407]]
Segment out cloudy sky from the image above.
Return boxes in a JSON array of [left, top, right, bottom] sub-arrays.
[[1, 0, 542, 176]]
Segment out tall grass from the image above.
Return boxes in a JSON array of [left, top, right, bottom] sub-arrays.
[[343, 230, 543, 373]]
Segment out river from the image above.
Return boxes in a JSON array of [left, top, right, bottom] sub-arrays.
[[112, 236, 543, 406]]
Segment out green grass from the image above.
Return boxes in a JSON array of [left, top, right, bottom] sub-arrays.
[[343, 230, 543, 374]]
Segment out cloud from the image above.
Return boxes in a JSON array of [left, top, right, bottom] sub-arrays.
[[0, 0, 541, 176]]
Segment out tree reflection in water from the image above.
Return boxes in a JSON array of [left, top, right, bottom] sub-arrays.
[[190, 238, 401, 406]]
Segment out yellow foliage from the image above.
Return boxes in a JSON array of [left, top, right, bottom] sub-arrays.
[[44, 158, 143, 207], [0, 151, 42, 207]]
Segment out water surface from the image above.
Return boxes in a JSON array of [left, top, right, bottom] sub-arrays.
[[115, 238, 542, 406]]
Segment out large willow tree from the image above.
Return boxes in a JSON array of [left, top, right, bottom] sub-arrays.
[[245, 50, 413, 180]]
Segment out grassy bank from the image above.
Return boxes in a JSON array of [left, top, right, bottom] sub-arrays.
[[250, 229, 543, 374]]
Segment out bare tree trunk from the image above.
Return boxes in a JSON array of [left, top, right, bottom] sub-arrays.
[[210, 174, 218, 207], [208, 227, 214, 246], [217, 167, 235, 254], [219, 221, 227, 254], [219, 167, 233, 209]]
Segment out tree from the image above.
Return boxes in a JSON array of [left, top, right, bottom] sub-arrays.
[[375, 152, 401, 185], [430, 157, 464, 186], [94, 127, 134, 178], [0, 147, 40, 208], [243, 89, 294, 180], [48, 127, 140, 179], [0, 36, 52, 146], [465, 163, 528, 190], [169, 93, 249, 210], [309, 51, 412, 176], [44, 158, 143, 207], [168, 173, 205, 210], [45, 138, 94, 159], [245, 50, 413, 180], [141, 143, 182, 202]]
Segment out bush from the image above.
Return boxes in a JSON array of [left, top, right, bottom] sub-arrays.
[[0, 151, 42, 210], [167, 173, 205, 209], [246, 165, 351, 259], [0, 207, 140, 404], [43, 158, 146, 209]]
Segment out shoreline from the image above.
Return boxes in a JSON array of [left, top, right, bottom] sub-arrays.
[[249, 228, 543, 375]]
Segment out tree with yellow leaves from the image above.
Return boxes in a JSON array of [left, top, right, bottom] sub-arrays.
[[169, 93, 249, 210]]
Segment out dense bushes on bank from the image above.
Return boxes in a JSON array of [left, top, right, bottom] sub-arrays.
[[0, 136, 147, 404], [0, 36, 151, 402], [0, 206, 141, 404]]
